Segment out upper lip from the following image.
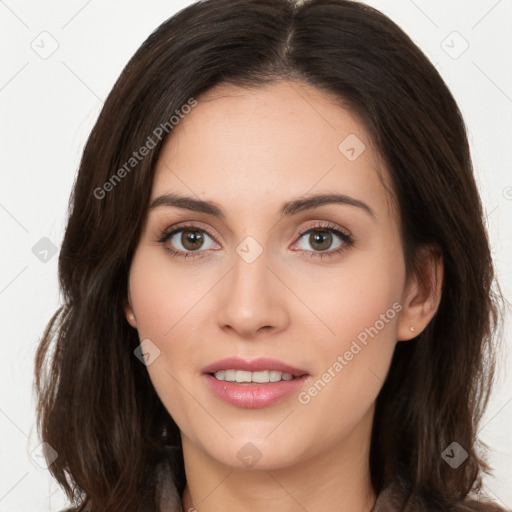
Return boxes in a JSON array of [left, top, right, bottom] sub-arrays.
[[202, 357, 309, 377]]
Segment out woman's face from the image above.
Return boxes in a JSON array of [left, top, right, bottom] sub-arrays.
[[126, 81, 415, 471]]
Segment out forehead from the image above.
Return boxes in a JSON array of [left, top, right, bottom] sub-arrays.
[[151, 80, 393, 221]]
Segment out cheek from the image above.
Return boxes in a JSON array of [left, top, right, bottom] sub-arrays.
[[128, 250, 207, 424], [289, 248, 404, 420], [128, 247, 220, 391], [287, 245, 405, 351], [128, 248, 216, 340]]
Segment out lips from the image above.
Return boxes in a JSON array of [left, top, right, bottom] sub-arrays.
[[201, 357, 311, 408]]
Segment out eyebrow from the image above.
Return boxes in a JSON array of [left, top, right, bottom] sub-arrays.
[[148, 192, 375, 219]]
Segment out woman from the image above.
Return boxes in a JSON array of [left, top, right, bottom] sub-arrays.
[[34, 0, 507, 510]]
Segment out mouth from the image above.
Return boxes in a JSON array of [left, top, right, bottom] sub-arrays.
[[201, 357, 310, 408], [209, 369, 299, 383]]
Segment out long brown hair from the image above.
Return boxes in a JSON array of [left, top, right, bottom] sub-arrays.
[[34, 0, 503, 510]]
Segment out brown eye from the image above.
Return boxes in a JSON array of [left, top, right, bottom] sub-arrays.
[[291, 224, 353, 258], [181, 230, 205, 251], [160, 225, 220, 257], [298, 229, 341, 252], [308, 230, 333, 251]]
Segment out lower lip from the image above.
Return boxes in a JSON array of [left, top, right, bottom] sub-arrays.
[[203, 374, 310, 409]]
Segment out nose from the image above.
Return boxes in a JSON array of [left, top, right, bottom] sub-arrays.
[[216, 249, 290, 338]]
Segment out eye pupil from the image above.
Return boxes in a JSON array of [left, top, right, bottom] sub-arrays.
[[182, 230, 204, 250], [310, 231, 332, 251]]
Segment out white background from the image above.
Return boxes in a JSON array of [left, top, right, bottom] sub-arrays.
[[1, 0, 511, 510]]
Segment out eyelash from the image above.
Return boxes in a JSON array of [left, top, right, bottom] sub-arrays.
[[156, 221, 354, 261]]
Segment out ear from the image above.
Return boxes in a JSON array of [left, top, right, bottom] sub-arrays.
[[124, 289, 138, 329], [397, 246, 443, 341]]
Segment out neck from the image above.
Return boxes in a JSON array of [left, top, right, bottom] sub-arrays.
[[180, 407, 376, 512]]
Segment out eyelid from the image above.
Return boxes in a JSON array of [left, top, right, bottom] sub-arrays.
[[159, 221, 220, 242], [294, 221, 352, 240]]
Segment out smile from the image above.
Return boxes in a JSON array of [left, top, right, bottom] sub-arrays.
[[201, 357, 310, 408], [212, 369, 296, 383]]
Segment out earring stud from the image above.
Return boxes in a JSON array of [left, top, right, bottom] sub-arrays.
[[409, 326, 415, 333]]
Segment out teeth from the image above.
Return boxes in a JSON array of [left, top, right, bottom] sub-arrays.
[[213, 369, 296, 383], [252, 370, 269, 383], [270, 370, 282, 382], [224, 369, 236, 381], [236, 370, 252, 383]]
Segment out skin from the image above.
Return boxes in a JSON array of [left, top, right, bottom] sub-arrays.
[[125, 80, 442, 512]]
